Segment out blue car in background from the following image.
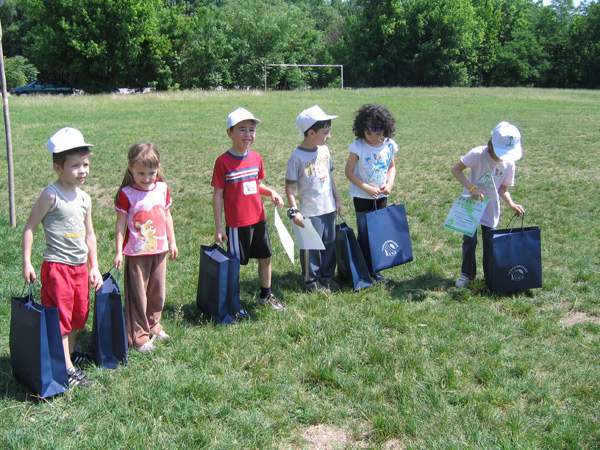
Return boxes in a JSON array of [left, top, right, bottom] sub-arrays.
[[10, 80, 73, 96]]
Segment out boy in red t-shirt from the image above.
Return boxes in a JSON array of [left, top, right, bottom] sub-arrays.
[[212, 107, 286, 311]]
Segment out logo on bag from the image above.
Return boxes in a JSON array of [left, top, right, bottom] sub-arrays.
[[508, 265, 528, 281], [381, 240, 399, 257]]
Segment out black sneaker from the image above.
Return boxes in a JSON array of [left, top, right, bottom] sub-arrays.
[[305, 281, 330, 293], [371, 272, 388, 284], [67, 366, 94, 388], [235, 308, 250, 321], [321, 278, 341, 291], [70, 350, 94, 367]]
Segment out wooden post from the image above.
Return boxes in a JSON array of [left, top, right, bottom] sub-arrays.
[[0, 12, 16, 227]]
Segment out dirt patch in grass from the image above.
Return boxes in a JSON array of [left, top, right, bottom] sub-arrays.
[[300, 425, 366, 449], [293, 425, 405, 450], [559, 311, 600, 327]]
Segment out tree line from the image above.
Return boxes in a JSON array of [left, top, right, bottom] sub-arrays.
[[1, 0, 598, 92]]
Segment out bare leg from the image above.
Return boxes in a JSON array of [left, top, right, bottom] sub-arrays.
[[258, 257, 271, 288]]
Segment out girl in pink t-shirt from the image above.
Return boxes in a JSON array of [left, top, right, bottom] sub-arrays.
[[114, 143, 178, 352], [451, 121, 525, 289]]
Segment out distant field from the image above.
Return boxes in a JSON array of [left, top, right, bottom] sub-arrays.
[[0, 88, 598, 449]]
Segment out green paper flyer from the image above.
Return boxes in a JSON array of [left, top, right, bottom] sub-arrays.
[[444, 194, 490, 237]]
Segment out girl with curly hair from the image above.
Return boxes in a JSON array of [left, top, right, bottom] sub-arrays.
[[344, 103, 398, 282]]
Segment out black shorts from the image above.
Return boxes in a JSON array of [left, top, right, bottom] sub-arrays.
[[227, 220, 272, 265], [353, 196, 388, 213]]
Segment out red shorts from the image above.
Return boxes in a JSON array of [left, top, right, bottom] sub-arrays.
[[41, 261, 90, 335]]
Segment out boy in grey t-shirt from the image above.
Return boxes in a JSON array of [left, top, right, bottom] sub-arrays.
[[285, 105, 341, 292]]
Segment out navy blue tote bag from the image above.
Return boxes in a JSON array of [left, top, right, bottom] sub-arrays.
[[483, 215, 542, 293], [92, 269, 128, 369], [356, 204, 413, 273], [196, 244, 242, 325], [335, 215, 373, 290], [9, 284, 69, 398]]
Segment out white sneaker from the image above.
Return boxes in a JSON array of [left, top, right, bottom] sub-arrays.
[[153, 330, 171, 341], [455, 274, 471, 288], [136, 341, 156, 353]]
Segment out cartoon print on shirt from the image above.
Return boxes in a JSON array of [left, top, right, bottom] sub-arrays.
[[365, 143, 394, 184], [303, 154, 331, 194], [64, 213, 85, 239], [132, 205, 167, 254], [135, 219, 167, 253]]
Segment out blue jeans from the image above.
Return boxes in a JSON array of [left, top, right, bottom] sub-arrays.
[[461, 225, 492, 280]]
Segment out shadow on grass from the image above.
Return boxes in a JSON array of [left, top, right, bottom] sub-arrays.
[[386, 271, 452, 302], [0, 355, 50, 402], [449, 277, 537, 302], [170, 269, 307, 325]]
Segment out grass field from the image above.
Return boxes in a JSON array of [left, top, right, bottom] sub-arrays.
[[0, 87, 599, 449]]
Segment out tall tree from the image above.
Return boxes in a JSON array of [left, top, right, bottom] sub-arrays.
[[338, 0, 482, 87], [21, 0, 164, 92]]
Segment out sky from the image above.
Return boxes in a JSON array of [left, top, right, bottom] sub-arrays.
[[542, 0, 584, 6]]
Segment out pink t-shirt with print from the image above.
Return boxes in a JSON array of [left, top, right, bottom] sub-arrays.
[[461, 146, 515, 228], [115, 181, 172, 256]]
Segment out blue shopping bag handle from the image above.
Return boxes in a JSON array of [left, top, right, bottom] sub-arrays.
[[108, 266, 120, 283], [16, 282, 41, 311], [504, 212, 526, 233]]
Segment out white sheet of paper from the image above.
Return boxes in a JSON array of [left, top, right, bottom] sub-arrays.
[[291, 218, 325, 250], [273, 207, 295, 264], [444, 193, 490, 237]]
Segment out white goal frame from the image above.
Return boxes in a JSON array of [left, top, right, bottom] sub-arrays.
[[264, 64, 344, 90]]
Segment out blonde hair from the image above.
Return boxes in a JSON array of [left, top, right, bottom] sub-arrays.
[[114, 142, 164, 205]]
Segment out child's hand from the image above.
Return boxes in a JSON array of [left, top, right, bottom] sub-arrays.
[[364, 184, 380, 199], [471, 187, 485, 201], [379, 183, 393, 196], [169, 243, 179, 260], [89, 268, 103, 292], [510, 203, 525, 216], [215, 227, 228, 243], [114, 253, 123, 270], [271, 192, 284, 208], [23, 264, 37, 283], [293, 212, 305, 228]]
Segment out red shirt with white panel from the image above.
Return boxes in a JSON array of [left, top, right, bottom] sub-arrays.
[[211, 150, 266, 228]]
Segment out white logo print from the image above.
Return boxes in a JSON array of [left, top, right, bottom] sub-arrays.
[[381, 240, 399, 257], [508, 265, 528, 281]]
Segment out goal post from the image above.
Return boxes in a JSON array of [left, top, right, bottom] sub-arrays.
[[264, 64, 344, 90]]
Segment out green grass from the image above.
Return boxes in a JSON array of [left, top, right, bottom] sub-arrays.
[[0, 87, 599, 449]]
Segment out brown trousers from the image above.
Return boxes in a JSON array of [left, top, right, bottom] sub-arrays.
[[124, 253, 166, 347]]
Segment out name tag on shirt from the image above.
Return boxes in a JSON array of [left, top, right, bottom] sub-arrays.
[[243, 181, 258, 195]]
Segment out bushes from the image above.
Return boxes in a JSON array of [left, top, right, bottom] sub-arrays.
[[3, 56, 38, 90]]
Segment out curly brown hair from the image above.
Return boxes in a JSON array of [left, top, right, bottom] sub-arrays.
[[352, 103, 396, 140]]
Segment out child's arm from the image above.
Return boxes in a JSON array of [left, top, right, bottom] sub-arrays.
[[285, 181, 305, 228], [84, 202, 103, 291], [498, 185, 524, 216], [451, 161, 485, 201], [379, 155, 396, 196], [22, 189, 55, 283], [344, 152, 380, 199], [213, 187, 227, 243], [114, 211, 127, 269], [259, 182, 284, 207], [330, 174, 342, 214], [165, 208, 178, 260]]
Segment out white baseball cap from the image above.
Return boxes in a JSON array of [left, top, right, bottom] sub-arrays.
[[47, 127, 94, 154], [227, 107, 261, 128], [491, 121, 522, 161], [295, 105, 338, 134]]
